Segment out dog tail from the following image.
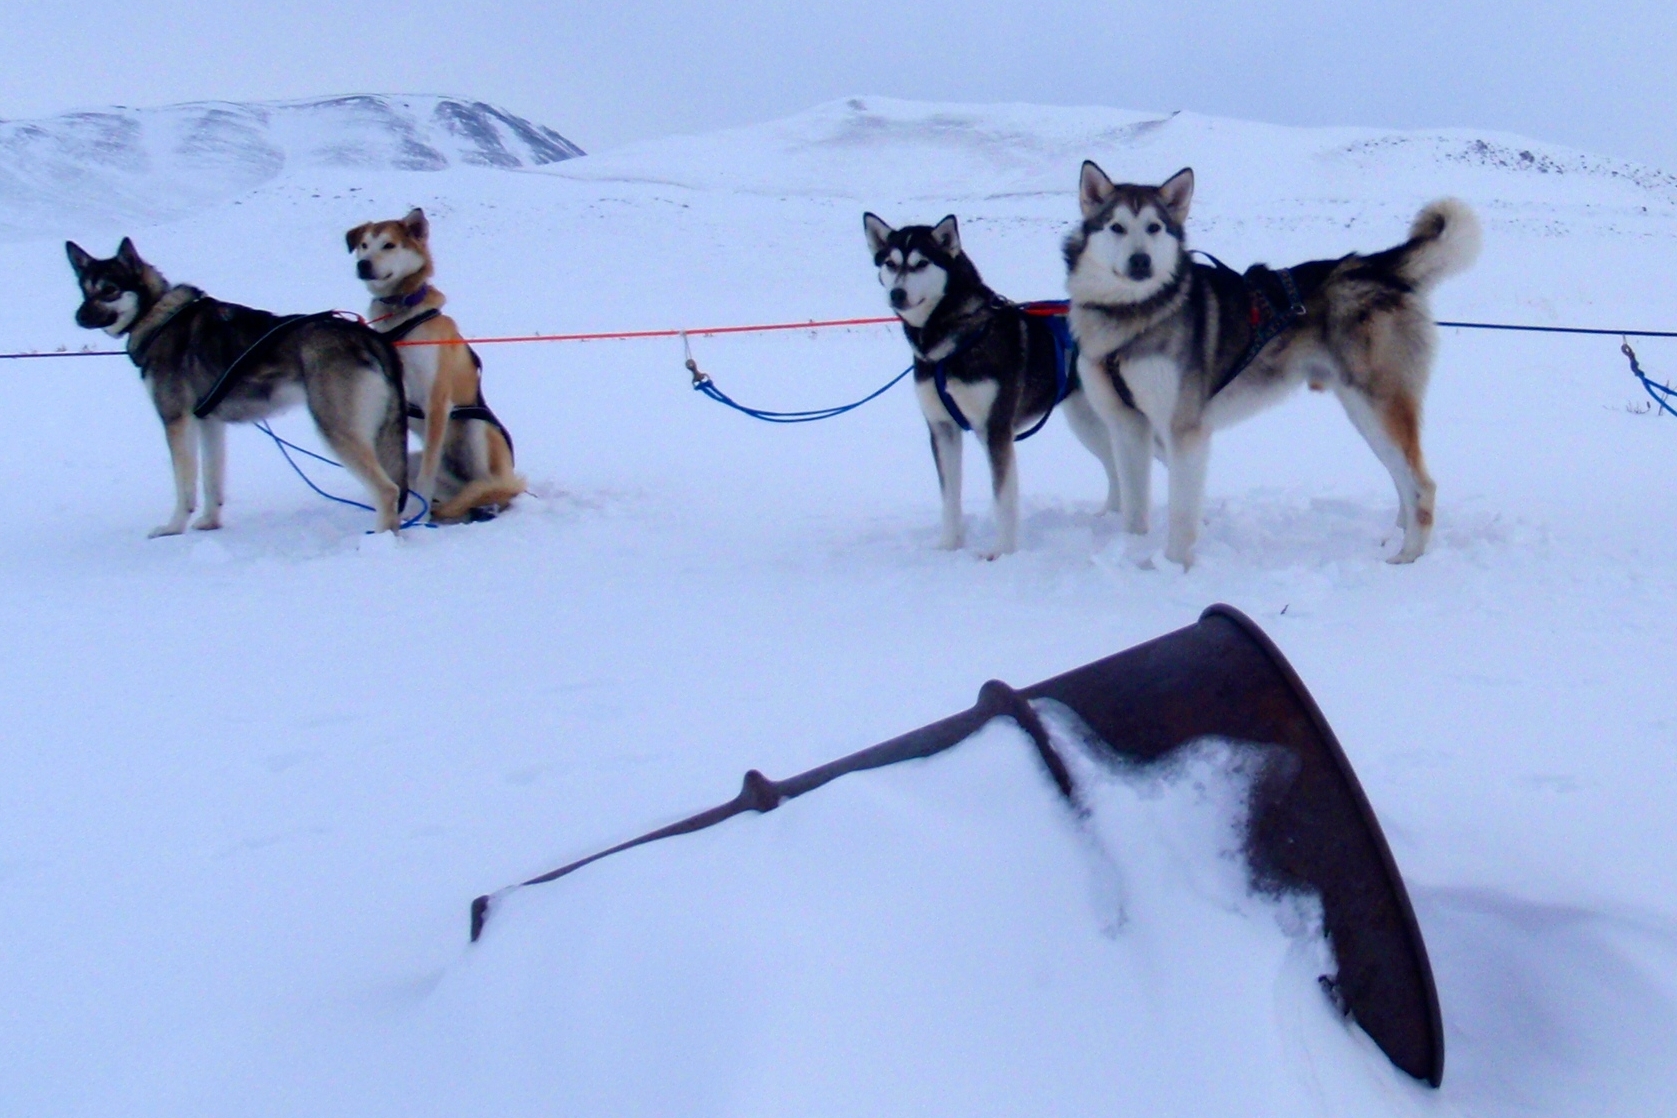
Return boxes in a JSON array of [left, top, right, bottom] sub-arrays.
[[1393, 198, 1481, 290], [431, 474, 527, 522]]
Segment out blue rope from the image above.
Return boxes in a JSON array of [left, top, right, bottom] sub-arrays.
[[692, 368, 911, 421], [1438, 321, 1677, 339], [1620, 343, 1677, 418], [254, 420, 431, 529], [688, 339, 913, 423]]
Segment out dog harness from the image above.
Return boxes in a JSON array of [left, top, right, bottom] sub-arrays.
[[930, 299, 1075, 441], [381, 307, 442, 342], [190, 308, 348, 419], [379, 307, 516, 460], [1195, 252, 1308, 396], [1100, 255, 1310, 410], [126, 286, 204, 368]]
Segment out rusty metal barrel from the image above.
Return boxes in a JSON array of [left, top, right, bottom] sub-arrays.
[[1021, 604, 1443, 1086], [471, 603, 1444, 1087]]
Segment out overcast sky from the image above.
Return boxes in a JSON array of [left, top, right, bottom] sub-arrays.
[[7, 1, 1676, 169]]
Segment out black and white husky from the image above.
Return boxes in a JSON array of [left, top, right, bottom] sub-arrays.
[[1064, 163, 1480, 567], [864, 213, 1120, 554], [67, 238, 409, 535]]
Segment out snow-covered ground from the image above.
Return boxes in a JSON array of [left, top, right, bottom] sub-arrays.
[[1, 96, 1675, 1117]]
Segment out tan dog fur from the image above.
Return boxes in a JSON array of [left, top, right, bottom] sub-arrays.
[[346, 208, 523, 522]]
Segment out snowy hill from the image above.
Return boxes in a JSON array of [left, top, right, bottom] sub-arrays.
[[2, 97, 1676, 1118], [0, 94, 583, 239]]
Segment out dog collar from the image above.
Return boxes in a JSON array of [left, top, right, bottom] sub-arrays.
[[378, 284, 430, 308]]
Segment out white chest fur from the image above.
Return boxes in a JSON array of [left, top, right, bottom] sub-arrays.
[[1114, 354, 1181, 430], [398, 342, 440, 409]]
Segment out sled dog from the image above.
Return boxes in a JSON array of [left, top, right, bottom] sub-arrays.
[[346, 208, 524, 522], [1064, 163, 1480, 566], [66, 238, 409, 536], [864, 213, 1121, 554]]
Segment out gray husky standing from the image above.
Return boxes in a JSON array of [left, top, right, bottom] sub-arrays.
[[1064, 163, 1480, 567], [864, 213, 1120, 555], [67, 239, 410, 535]]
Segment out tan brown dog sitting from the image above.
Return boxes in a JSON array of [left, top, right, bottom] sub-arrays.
[[346, 208, 524, 522]]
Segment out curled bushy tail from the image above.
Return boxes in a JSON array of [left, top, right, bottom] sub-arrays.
[[1396, 198, 1481, 289]]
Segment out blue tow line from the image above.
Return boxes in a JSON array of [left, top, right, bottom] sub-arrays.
[[683, 331, 912, 422], [692, 366, 912, 422], [1619, 342, 1677, 418], [254, 421, 432, 530], [1435, 319, 1677, 418]]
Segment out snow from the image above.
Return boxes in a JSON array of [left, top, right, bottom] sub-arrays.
[[2, 95, 1675, 1116]]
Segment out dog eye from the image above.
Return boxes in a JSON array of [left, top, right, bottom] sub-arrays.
[[96, 283, 117, 299], [909, 260, 928, 272], [1111, 223, 1126, 236], [1147, 222, 1162, 234], [382, 242, 394, 250]]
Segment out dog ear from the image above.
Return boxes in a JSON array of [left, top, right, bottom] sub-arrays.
[[344, 223, 370, 253], [116, 237, 143, 271], [930, 215, 961, 256], [403, 208, 429, 242], [1157, 167, 1194, 226], [862, 212, 894, 259], [66, 241, 94, 278], [1079, 161, 1117, 220]]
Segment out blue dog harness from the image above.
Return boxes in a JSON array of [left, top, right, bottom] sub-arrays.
[[932, 299, 1076, 442]]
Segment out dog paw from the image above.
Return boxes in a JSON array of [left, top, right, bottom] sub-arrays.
[[147, 522, 186, 539], [1386, 550, 1422, 565], [191, 514, 222, 532], [936, 536, 964, 551]]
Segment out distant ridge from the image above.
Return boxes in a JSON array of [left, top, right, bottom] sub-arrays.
[[0, 94, 584, 239]]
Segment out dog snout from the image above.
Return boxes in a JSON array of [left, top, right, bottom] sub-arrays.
[[74, 303, 108, 329], [1126, 253, 1153, 281], [889, 288, 909, 310], [356, 259, 375, 280]]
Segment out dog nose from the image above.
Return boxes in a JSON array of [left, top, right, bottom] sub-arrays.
[[1127, 253, 1153, 281], [356, 260, 375, 280], [889, 288, 908, 309]]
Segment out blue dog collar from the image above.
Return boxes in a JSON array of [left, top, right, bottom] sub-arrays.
[[378, 284, 430, 308]]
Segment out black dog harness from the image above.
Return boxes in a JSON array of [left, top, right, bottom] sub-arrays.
[[128, 287, 204, 369], [1196, 252, 1308, 396], [1101, 255, 1310, 411], [191, 308, 346, 419], [382, 308, 516, 459], [931, 298, 1075, 441]]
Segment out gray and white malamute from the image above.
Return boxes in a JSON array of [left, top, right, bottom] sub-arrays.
[[1064, 163, 1480, 566], [67, 239, 409, 535], [864, 213, 1120, 555]]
